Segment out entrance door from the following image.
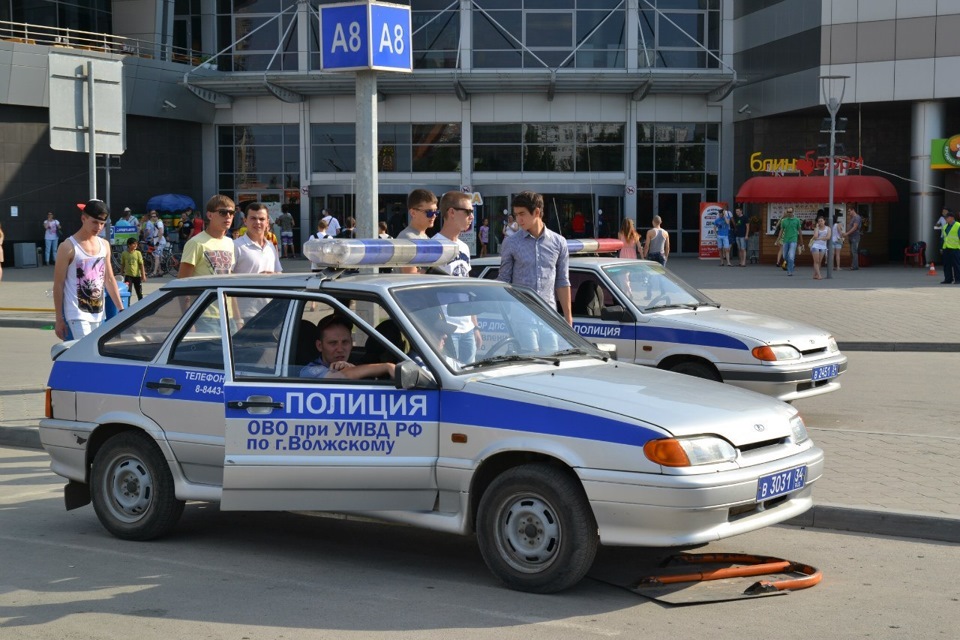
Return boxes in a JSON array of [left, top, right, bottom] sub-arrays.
[[655, 191, 703, 255]]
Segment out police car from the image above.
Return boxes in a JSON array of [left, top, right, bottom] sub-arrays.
[[40, 239, 823, 593], [472, 240, 847, 402]]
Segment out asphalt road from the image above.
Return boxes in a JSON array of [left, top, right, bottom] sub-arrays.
[[1, 445, 958, 640]]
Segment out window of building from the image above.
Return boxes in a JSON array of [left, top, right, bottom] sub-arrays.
[[473, 123, 624, 173], [173, 0, 204, 64], [473, 0, 625, 70], [218, 124, 300, 199], [412, 0, 460, 69], [9, 0, 112, 35], [638, 0, 720, 69], [636, 122, 718, 193], [217, 0, 297, 72], [310, 123, 462, 174]]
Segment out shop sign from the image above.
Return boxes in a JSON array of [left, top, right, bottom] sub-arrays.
[[931, 135, 960, 169], [750, 151, 864, 176]]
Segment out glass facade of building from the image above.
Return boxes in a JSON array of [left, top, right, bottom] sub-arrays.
[[0, 0, 112, 35]]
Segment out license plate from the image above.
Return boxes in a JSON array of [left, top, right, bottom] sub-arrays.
[[811, 363, 839, 381], [756, 466, 806, 501]]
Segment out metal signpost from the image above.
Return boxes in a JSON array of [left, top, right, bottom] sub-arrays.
[[48, 53, 125, 203], [820, 75, 848, 280], [319, 1, 412, 239]]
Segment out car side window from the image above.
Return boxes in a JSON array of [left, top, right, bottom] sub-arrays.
[[169, 297, 225, 370], [568, 271, 615, 319], [100, 293, 196, 361], [225, 295, 293, 378]]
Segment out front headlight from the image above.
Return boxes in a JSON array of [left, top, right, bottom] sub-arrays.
[[827, 337, 839, 353], [644, 436, 738, 467], [752, 344, 802, 362], [790, 415, 810, 444]]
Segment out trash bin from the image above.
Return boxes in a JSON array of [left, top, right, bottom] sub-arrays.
[[106, 281, 131, 319], [13, 242, 39, 268]]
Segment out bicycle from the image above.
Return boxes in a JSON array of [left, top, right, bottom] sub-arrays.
[[147, 244, 181, 277]]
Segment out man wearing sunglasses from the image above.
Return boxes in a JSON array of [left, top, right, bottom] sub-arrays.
[[397, 188, 438, 274], [178, 195, 237, 278]]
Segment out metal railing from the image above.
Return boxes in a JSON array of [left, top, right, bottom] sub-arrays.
[[0, 20, 214, 67]]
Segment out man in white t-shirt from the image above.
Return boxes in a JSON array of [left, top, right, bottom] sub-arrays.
[[397, 189, 438, 274], [321, 208, 341, 238], [234, 203, 282, 274], [435, 190, 481, 363]]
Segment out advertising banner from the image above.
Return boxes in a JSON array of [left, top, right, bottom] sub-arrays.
[[931, 136, 960, 169], [698, 202, 727, 259]]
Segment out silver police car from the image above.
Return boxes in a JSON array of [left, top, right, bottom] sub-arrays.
[[40, 239, 823, 593], [472, 254, 847, 402]]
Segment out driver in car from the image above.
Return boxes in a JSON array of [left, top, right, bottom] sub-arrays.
[[301, 315, 396, 380]]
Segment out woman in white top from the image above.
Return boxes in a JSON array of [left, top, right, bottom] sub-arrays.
[[831, 214, 845, 271], [811, 215, 831, 280]]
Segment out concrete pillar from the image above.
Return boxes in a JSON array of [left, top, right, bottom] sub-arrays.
[[910, 101, 944, 256]]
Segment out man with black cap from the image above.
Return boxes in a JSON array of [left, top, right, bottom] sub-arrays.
[[940, 208, 960, 285], [53, 200, 124, 340]]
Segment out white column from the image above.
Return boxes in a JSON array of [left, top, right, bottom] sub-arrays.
[[910, 101, 944, 255]]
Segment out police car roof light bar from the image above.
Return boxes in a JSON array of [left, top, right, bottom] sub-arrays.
[[302, 238, 458, 269], [567, 238, 623, 255]]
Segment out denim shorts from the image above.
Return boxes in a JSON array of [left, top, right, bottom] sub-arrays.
[[716, 236, 731, 249]]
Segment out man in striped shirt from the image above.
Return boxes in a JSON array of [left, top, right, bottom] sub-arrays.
[[497, 190, 573, 327]]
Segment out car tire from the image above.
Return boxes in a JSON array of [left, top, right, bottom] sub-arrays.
[[476, 463, 598, 593], [670, 360, 721, 382], [91, 432, 185, 541]]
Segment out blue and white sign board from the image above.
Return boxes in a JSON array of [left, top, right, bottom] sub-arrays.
[[319, 1, 412, 72]]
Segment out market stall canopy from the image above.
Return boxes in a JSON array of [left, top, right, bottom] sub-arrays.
[[146, 193, 197, 213], [736, 176, 899, 204]]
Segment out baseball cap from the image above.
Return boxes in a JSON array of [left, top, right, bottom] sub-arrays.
[[123, 207, 131, 213], [81, 199, 110, 221]]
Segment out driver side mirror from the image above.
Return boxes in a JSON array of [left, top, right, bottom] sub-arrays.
[[396, 360, 438, 390], [600, 305, 634, 322]]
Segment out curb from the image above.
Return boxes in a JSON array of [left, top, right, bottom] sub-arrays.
[[786, 504, 960, 544], [0, 317, 55, 329], [3, 425, 958, 544], [0, 426, 42, 450]]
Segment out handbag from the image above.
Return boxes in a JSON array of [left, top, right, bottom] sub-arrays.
[[807, 236, 816, 251]]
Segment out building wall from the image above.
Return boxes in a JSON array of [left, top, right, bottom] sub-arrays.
[[0, 104, 204, 259]]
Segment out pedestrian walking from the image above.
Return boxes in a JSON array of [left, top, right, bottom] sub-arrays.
[[497, 190, 573, 327], [831, 213, 845, 271], [733, 207, 750, 267], [617, 219, 642, 259], [810, 214, 830, 280], [940, 208, 960, 285], [52, 200, 124, 340], [777, 208, 801, 276], [641, 215, 670, 266], [844, 205, 862, 270], [120, 237, 146, 301]]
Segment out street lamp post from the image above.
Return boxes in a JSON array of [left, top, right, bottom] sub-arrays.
[[820, 75, 848, 280]]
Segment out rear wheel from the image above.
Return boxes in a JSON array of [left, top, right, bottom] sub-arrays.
[[90, 432, 184, 540], [142, 252, 156, 276], [669, 360, 721, 382], [476, 463, 598, 593]]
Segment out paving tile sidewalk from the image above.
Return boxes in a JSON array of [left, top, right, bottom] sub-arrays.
[[2, 258, 959, 542]]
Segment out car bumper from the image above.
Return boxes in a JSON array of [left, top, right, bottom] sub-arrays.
[[578, 446, 824, 547], [719, 356, 848, 402]]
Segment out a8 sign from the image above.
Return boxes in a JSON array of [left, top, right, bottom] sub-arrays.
[[319, 1, 412, 72]]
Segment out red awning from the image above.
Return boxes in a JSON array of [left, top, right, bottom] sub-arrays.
[[736, 176, 899, 204]]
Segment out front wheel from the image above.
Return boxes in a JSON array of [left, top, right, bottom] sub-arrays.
[[476, 463, 598, 593], [90, 432, 185, 540], [669, 360, 721, 382]]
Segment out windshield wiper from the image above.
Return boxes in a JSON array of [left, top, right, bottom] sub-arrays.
[[644, 303, 700, 312], [461, 354, 555, 370], [547, 347, 594, 359]]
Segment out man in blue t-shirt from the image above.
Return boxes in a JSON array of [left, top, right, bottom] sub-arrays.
[[300, 315, 395, 380]]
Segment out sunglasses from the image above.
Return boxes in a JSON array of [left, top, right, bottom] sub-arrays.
[[417, 208, 438, 217], [215, 209, 236, 217], [452, 207, 474, 214]]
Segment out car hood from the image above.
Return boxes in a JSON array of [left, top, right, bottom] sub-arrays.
[[659, 307, 834, 348], [477, 361, 797, 446]]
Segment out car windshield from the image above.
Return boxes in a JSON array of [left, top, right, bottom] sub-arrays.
[[392, 282, 599, 373], [602, 262, 716, 312]]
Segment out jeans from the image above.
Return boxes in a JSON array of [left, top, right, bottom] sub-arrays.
[[45, 238, 58, 264], [450, 331, 478, 364], [68, 318, 101, 340], [783, 242, 797, 274], [849, 236, 860, 268]]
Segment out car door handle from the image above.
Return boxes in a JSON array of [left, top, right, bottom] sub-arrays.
[[227, 399, 284, 410], [145, 378, 182, 392]]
